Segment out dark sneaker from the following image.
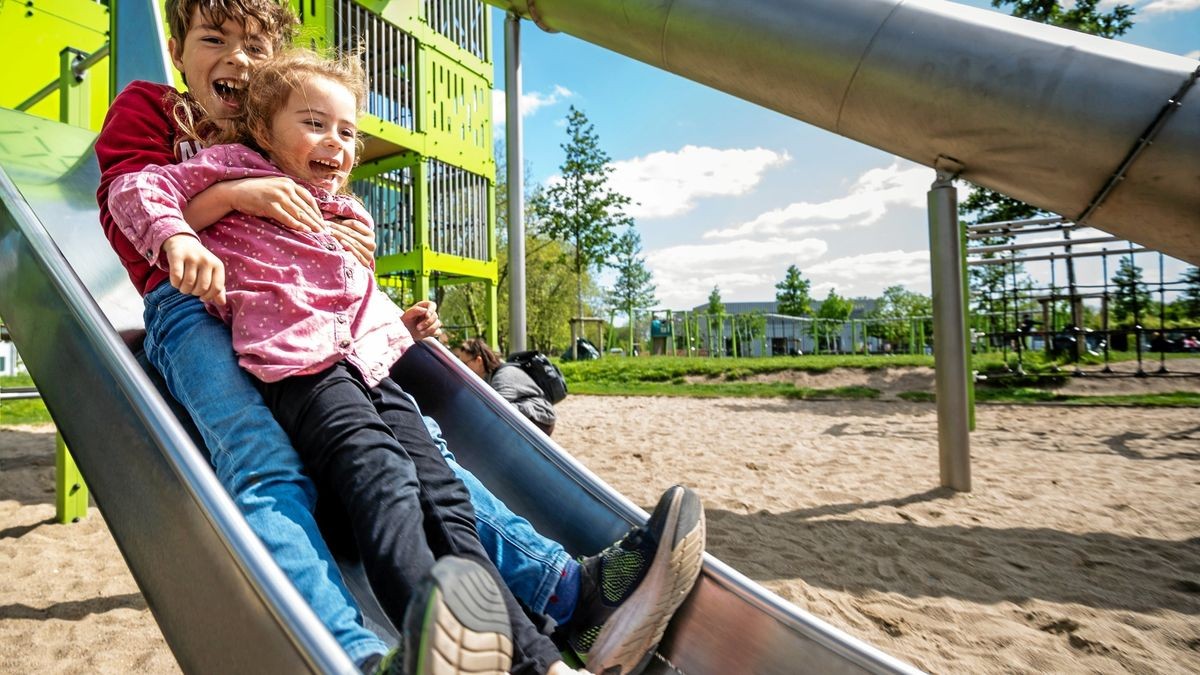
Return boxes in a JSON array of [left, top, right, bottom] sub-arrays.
[[567, 485, 706, 674], [392, 556, 513, 675]]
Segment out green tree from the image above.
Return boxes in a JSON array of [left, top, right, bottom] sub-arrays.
[[774, 264, 812, 317], [607, 227, 657, 333], [706, 285, 725, 315], [530, 106, 633, 358], [868, 285, 933, 352], [991, 1, 1135, 37], [1110, 256, 1152, 325], [738, 312, 767, 353], [1176, 266, 1200, 320], [816, 289, 855, 352]]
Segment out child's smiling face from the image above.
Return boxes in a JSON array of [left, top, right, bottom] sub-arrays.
[[266, 76, 358, 194], [170, 8, 273, 119]]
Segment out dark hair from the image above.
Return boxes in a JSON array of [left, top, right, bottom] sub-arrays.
[[455, 338, 503, 375], [166, 0, 297, 55]]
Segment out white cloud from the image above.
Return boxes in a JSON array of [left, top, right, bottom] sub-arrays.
[[1140, 0, 1200, 14], [1185, 49, 1200, 59], [607, 146, 790, 219], [645, 238, 827, 307], [492, 85, 574, 127], [806, 250, 932, 298], [703, 160, 929, 239]]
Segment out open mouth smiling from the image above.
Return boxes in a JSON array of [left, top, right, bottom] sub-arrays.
[[212, 78, 246, 108], [309, 157, 345, 185]]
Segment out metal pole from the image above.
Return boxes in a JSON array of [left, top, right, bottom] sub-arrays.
[[504, 13, 527, 353], [1101, 249, 1113, 373], [928, 166, 971, 492], [1157, 253, 1168, 373]]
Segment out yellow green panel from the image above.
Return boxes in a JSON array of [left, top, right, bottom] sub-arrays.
[[0, 0, 110, 131], [422, 46, 493, 176], [376, 249, 496, 282], [56, 434, 89, 523]]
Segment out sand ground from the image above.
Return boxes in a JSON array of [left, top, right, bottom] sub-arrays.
[[2, 368, 1198, 673]]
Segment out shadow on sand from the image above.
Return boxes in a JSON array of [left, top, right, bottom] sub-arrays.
[[0, 593, 146, 622], [706, 493, 1200, 615]]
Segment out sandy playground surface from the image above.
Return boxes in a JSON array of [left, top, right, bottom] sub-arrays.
[[2, 365, 1199, 673]]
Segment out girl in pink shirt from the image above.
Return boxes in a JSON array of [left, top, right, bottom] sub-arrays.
[[109, 50, 587, 675]]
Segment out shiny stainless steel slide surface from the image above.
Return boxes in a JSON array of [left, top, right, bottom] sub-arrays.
[[486, 0, 1200, 265], [0, 106, 922, 672]]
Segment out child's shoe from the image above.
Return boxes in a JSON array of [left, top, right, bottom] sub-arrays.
[[566, 485, 706, 675], [366, 556, 514, 675]]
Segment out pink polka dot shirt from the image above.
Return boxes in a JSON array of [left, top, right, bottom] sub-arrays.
[[108, 144, 413, 387]]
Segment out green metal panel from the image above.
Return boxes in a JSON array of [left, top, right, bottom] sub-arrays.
[[59, 48, 92, 127], [422, 46, 493, 176], [55, 433, 89, 523], [0, 0, 110, 130]]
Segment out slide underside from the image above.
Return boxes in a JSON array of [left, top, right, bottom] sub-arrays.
[[0, 107, 921, 673]]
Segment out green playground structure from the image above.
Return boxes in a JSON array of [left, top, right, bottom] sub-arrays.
[[613, 308, 937, 359]]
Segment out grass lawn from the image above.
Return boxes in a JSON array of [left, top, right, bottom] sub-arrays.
[[0, 373, 51, 425], [559, 353, 1198, 406]]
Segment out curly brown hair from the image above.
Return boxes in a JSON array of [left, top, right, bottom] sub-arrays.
[[166, 0, 297, 54]]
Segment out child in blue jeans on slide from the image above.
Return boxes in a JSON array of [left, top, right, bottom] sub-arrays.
[[97, 3, 705, 669]]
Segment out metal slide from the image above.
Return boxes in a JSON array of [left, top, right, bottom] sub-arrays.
[[0, 106, 921, 673], [485, 0, 1200, 265]]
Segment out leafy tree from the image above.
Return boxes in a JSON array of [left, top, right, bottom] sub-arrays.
[[990, 1, 1135, 37], [774, 264, 812, 317], [1110, 256, 1151, 325], [530, 106, 633, 358], [816, 289, 855, 352], [607, 227, 657, 333], [1177, 266, 1200, 320], [739, 312, 767, 352], [868, 285, 933, 352], [706, 285, 725, 315]]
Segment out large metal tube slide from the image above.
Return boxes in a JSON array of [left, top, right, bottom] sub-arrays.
[[487, 0, 1200, 264]]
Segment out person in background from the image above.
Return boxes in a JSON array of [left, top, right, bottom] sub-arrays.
[[454, 338, 557, 436]]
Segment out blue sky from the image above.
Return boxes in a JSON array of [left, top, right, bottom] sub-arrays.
[[489, 0, 1200, 309]]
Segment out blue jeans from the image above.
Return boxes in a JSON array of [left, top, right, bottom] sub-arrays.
[[421, 415, 571, 614], [141, 282, 389, 664]]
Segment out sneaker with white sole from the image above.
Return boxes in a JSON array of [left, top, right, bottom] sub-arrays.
[[566, 485, 706, 675], [379, 556, 513, 675]]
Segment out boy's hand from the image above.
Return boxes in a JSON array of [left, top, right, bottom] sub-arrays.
[[161, 234, 226, 306], [226, 177, 325, 233], [328, 218, 377, 267], [402, 300, 442, 341]]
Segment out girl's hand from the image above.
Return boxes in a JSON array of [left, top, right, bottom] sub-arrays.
[[225, 177, 325, 233], [161, 234, 226, 305], [402, 300, 442, 341], [328, 218, 377, 267]]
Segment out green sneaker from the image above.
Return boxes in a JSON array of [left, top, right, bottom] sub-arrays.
[[381, 556, 513, 675], [567, 485, 706, 675]]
